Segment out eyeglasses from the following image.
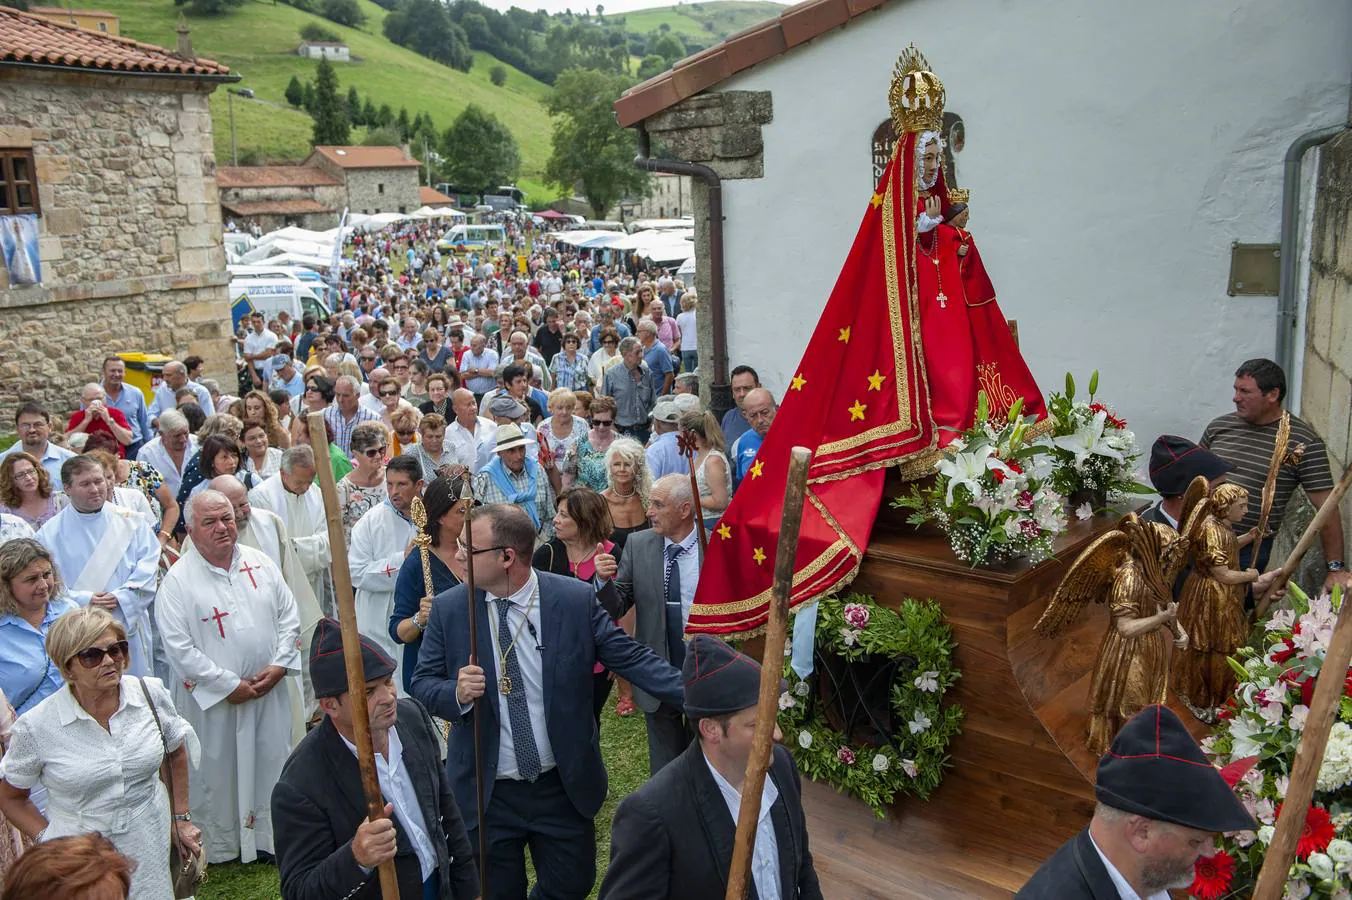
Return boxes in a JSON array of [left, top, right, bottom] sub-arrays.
[[380, 390, 400, 398], [74, 640, 129, 669], [361, 446, 387, 459], [12, 467, 37, 480], [456, 540, 511, 556], [591, 419, 613, 427], [15, 421, 46, 432]]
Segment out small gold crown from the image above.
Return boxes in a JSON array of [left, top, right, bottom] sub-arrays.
[[948, 187, 970, 203], [888, 44, 945, 135]]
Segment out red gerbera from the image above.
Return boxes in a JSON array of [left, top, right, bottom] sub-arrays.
[[1188, 849, 1235, 900], [1275, 803, 1335, 859], [1088, 402, 1128, 429]]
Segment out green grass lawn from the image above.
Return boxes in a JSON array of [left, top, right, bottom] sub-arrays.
[[200, 702, 649, 900], [616, 1, 784, 44], [99, 0, 558, 202]]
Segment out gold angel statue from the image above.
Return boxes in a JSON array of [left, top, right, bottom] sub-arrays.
[[1036, 509, 1199, 755], [1170, 481, 1260, 718]]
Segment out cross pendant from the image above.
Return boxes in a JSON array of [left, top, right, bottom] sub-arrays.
[[498, 675, 513, 695], [937, 292, 948, 309]]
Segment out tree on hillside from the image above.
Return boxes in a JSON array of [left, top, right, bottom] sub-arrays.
[[648, 32, 685, 64], [299, 21, 339, 41], [636, 54, 665, 80], [397, 107, 411, 140], [376, 103, 393, 127], [285, 75, 305, 107], [362, 125, 403, 146], [362, 98, 378, 126], [346, 86, 363, 124], [442, 105, 520, 193], [382, 0, 473, 72], [173, 0, 244, 15], [321, 0, 365, 27], [490, 65, 507, 86], [302, 81, 316, 112], [545, 67, 649, 219], [311, 56, 350, 145]]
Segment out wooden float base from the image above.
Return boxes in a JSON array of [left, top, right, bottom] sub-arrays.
[[772, 483, 1203, 898]]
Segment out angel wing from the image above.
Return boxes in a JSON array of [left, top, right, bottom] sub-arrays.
[[1036, 529, 1130, 638], [1164, 476, 1210, 583]]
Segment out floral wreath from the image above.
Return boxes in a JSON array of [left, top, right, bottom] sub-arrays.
[[777, 592, 963, 818]]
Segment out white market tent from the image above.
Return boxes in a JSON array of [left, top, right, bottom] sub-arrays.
[[410, 205, 467, 220], [240, 237, 335, 264], [625, 217, 694, 233]]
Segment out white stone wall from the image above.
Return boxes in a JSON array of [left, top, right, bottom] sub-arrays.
[[703, 0, 1351, 453], [0, 70, 233, 420]]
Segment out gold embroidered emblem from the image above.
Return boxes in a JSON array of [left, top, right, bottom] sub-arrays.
[[977, 363, 1019, 419]]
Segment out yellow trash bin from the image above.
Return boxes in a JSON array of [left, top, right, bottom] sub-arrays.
[[115, 352, 174, 404]]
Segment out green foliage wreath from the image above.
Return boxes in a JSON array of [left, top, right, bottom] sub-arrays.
[[777, 593, 964, 818]]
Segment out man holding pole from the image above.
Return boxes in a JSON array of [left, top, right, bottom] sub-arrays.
[[272, 618, 480, 900], [411, 503, 685, 900], [599, 634, 822, 900]]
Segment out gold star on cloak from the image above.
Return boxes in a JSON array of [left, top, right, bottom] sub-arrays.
[[749, 460, 764, 480], [848, 400, 867, 421], [716, 524, 732, 540], [838, 326, 851, 344], [870, 192, 884, 209], [752, 547, 767, 565], [867, 370, 885, 391], [790, 373, 806, 391]]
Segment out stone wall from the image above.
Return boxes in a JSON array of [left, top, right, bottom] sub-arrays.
[[1283, 128, 1352, 589], [343, 168, 420, 215], [0, 69, 233, 422]]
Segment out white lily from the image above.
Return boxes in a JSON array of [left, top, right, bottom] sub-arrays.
[[1052, 411, 1124, 467], [1228, 715, 1265, 757], [937, 444, 1006, 506]]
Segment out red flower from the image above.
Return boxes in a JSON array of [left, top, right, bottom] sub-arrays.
[[1217, 696, 1239, 721], [1271, 641, 1298, 664], [1188, 849, 1235, 900], [1088, 402, 1127, 429], [992, 469, 1006, 484], [836, 747, 856, 766], [1275, 803, 1335, 859], [1344, 670, 1352, 697]]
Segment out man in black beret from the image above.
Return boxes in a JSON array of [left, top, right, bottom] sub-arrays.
[[1141, 435, 1234, 530], [1016, 705, 1255, 899], [599, 635, 822, 900], [271, 618, 479, 900]]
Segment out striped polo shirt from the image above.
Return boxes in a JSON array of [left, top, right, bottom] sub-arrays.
[[1200, 412, 1334, 534]]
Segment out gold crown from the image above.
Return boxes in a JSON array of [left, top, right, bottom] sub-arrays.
[[888, 44, 945, 135], [948, 187, 970, 203]]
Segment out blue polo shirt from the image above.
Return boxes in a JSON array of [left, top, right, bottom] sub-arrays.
[[0, 596, 78, 714], [731, 429, 763, 490]]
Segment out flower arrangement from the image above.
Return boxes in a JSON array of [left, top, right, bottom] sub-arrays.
[[777, 593, 963, 818], [893, 394, 1066, 566], [1193, 585, 1352, 898], [1040, 371, 1150, 514]]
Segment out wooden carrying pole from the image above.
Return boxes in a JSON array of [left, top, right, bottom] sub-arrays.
[[306, 413, 399, 900], [458, 480, 489, 900], [1255, 461, 1352, 618], [725, 446, 813, 900], [1252, 584, 1352, 899]]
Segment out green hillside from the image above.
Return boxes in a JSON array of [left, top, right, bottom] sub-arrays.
[[101, 0, 556, 200], [615, 1, 784, 44]]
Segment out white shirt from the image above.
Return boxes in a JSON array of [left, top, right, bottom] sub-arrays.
[[703, 753, 781, 900], [1089, 833, 1170, 900], [663, 528, 700, 627], [445, 416, 495, 474], [243, 329, 279, 372], [484, 570, 556, 780], [340, 727, 437, 880], [136, 435, 199, 499]]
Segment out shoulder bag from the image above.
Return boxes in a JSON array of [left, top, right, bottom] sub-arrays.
[[137, 677, 208, 899]]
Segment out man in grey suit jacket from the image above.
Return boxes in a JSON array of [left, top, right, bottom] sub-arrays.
[[612, 474, 702, 774]]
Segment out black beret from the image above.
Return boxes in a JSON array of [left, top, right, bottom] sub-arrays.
[[682, 634, 780, 719], [1148, 435, 1234, 497], [309, 617, 396, 699], [1096, 705, 1255, 833]]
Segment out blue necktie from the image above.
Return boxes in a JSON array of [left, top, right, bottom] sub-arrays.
[[664, 543, 686, 667], [496, 599, 541, 780]]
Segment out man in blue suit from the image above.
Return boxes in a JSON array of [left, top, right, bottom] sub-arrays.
[[411, 503, 685, 900]]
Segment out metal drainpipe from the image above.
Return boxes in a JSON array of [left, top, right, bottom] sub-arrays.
[[633, 123, 732, 420], [1276, 124, 1347, 393]]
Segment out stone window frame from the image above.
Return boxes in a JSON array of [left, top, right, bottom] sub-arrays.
[[0, 149, 40, 216]]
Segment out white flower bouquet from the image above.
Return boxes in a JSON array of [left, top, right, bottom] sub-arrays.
[[1040, 371, 1151, 511]]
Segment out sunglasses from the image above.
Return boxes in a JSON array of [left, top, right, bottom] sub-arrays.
[[592, 419, 614, 427], [361, 446, 387, 459], [380, 390, 400, 398], [75, 640, 129, 669]]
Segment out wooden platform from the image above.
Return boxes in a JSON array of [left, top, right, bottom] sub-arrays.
[[793, 491, 1141, 898]]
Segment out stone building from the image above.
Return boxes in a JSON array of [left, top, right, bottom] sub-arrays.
[[218, 165, 344, 232], [0, 7, 236, 421], [614, 0, 1350, 450], [297, 40, 349, 62], [306, 145, 421, 216]]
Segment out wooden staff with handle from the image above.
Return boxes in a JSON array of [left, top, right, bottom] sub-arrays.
[[725, 445, 813, 900], [1252, 584, 1352, 900], [305, 412, 399, 900], [458, 478, 490, 900], [1253, 411, 1291, 548], [1255, 461, 1352, 619], [677, 431, 708, 555]]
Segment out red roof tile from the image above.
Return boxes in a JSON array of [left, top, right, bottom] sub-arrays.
[[614, 0, 890, 128], [419, 186, 455, 205], [222, 198, 334, 216], [308, 146, 421, 170], [0, 6, 232, 78], [217, 165, 343, 188]]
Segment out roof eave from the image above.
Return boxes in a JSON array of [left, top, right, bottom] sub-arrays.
[[0, 58, 240, 83]]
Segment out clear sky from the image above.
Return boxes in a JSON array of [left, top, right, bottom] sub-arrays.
[[473, 0, 778, 14]]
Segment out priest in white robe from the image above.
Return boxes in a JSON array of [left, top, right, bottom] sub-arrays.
[[247, 445, 334, 617], [348, 456, 423, 695], [155, 489, 301, 865], [36, 455, 158, 676]]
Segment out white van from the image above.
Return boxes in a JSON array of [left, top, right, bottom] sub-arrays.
[[436, 224, 507, 254], [228, 277, 331, 332]]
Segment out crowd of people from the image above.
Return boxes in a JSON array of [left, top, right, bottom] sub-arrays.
[[0, 215, 1343, 900]]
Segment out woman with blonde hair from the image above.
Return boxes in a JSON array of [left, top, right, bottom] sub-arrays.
[[0, 607, 201, 900], [0, 539, 77, 715], [679, 409, 730, 530], [538, 388, 589, 462], [242, 390, 290, 449], [602, 437, 652, 718], [0, 455, 66, 531]]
